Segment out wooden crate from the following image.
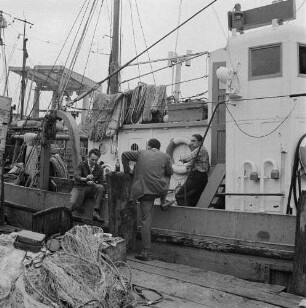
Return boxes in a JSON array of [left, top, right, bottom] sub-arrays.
[[168, 101, 207, 122], [100, 238, 126, 263]]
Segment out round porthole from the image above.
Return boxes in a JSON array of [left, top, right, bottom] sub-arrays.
[[131, 143, 139, 151]]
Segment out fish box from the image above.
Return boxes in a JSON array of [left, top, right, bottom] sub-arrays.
[[14, 230, 46, 253], [100, 238, 126, 263], [16, 230, 45, 246], [167, 101, 207, 122]]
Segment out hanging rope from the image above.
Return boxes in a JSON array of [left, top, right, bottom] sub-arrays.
[[125, 84, 147, 124]]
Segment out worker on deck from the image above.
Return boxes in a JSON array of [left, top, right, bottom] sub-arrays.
[[175, 134, 210, 207], [122, 138, 173, 261], [68, 148, 105, 223]]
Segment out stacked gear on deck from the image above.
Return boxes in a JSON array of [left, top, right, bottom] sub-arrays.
[[84, 84, 167, 142], [84, 92, 126, 142], [0, 226, 134, 308]]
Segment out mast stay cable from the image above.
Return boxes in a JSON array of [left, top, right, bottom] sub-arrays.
[[15, 0, 89, 137], [128, 0, 141, 83], [61, 0, 98, 94], [134, 0, 156, 84], [121, 51, 208, 84], [76, 0, 105, 97], [171, 0, 183, 95], [57, 0, 94, 104], [71, 0, 219, 104]]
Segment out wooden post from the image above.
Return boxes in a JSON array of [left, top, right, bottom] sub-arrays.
[[108, 0, 120, 94], [39, 140, 51, 190], [107, 172, 137, 251], [32, 87, 40, 118], [0, 96, 12, 225], [289, 190, 306, 296]]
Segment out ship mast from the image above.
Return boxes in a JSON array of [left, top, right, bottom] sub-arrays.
[[108, 0, 120, 94], [13, 16, 33, 119]]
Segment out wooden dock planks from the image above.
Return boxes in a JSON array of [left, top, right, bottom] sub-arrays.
[[127, 257, 303, 308]]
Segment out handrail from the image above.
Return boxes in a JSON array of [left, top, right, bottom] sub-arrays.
[[217, 193, 284, 196]]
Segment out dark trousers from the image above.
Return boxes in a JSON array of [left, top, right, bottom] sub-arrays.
[[69, 184, 104, 216], [138, 194, 158, 251], [175, 171, 208, 207]]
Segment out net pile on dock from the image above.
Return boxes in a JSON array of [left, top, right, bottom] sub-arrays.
[[0, 226, 134, 308]]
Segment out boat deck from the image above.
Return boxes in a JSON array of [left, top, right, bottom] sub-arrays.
[[126, 256, 304, 308]]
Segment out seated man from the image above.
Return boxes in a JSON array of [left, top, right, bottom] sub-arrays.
[[175, 134, 210, 207], [68, 148, 105, 222]]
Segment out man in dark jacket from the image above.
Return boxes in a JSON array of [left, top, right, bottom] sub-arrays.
[[69, 148, 105, 222], [122, 138, 173, 261]]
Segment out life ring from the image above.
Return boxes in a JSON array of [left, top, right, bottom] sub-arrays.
[[102, 163, 113, 175], [166, 136, 190, 175]]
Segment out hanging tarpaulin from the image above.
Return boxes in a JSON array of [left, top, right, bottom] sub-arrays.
[[83, 92, 125, 142]]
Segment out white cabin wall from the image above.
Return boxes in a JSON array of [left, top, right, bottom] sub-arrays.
[[89, 121, 210, 198], [225, 24, 306, 214]]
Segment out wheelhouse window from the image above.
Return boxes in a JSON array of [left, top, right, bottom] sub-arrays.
[[299, 44, 306, 75], [131, 143, 139, 151], [249, 43, 282, 80]]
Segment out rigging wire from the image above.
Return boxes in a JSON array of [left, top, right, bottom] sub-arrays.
[[72, 0, 220, 104], [121, 64, 173, 83], [34, 0, 90, 115], [164, 75, 208, 87], [128, 0, 141, 83], [0, 34, 9, 96], [225, 98, 298, 139], [121, 51, 208, 84], [77, 0, 105, 94], [171, 0, 183, 95], [59, 0, 99, 107], [57, 0, 92, 101], [15, 0, 89, 137], [24, 67, 35, 116], [210, 2, 228, 42], [297, 0, 306, 11], [181, 90, 208, 101], [105, 0, 112, 48], [127, 51, 208, 66], [68, 92, 301, 112], [134, 0, 156, 84]]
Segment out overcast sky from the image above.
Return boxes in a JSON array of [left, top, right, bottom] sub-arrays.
[[1, 0, 305, 113]]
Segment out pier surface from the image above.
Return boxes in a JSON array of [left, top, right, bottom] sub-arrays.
[[127, 256, 304, 308]]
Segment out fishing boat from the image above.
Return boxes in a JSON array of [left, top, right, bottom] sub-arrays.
[[0, 0, 306, 296], [85, 0, 306, 292]]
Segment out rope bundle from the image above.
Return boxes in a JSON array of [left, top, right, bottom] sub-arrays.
[[20, 225, 134, 308], [50, 154, 69, 179], [84, 84, 168, 141], [125, 84, 147, 125]]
